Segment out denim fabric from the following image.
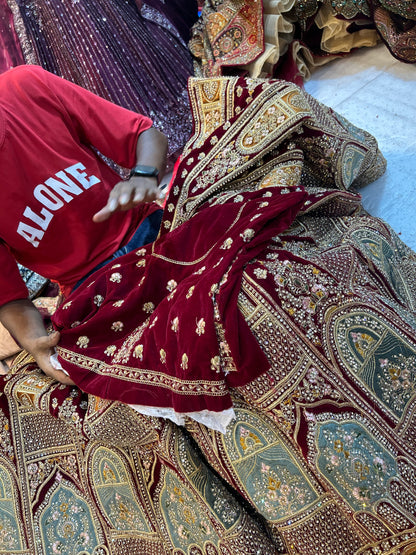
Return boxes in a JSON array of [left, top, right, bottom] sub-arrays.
[[73, 209, 163, 291]]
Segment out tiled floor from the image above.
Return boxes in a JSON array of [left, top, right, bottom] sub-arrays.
[[304, 43, 416, 251]]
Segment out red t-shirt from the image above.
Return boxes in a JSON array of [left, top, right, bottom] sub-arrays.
[[0, 65, 154, 304]]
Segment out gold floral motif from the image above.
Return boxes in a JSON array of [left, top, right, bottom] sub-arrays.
[[201, 79, 220, 100], [110, 272, 122, 283], [111, 321, 124, 332], [171, 317, 179, 332], [112, 300, 124, 308], [94, 295, 104, 307], [240, 103, 289, 151], [186, 286, 195, 299], [135, 248, 146, 256], [211, 356, 221, 373], [254, 268, 268, 279], [220, 238, 233, 250], [133, 345, 144, 361], [167, 280, 177, 292], [167, 203, 175, 212], [70, 321, 80, 328], [62, 301, 72, 310], [204, 108, 221, 136], [160, 349, 167, 364], [104, 345, 117, 357], [76, 336, 89, 348], [196, 318, 206, 336], [260, 164, 303, 190], [142, 302, 155, 313], [111, 263, 121, 269], [136, 259, 146, 268], [181, 353, 189, 371], [164, 221, 172, 230], [241, 229, 255, 242], [219, 340, 232, 357]]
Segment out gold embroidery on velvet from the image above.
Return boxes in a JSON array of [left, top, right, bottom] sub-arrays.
[[171, 79, 311, 230], [57, 347, 229, 397]]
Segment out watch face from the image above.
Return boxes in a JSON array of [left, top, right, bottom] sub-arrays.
[[131, 164, 159, 177]]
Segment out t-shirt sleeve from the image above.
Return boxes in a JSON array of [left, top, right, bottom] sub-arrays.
[[35, 66, 154, 169], [0, 243, 29, 307]]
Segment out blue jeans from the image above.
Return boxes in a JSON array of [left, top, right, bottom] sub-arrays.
[[73, 209, 163, 291]]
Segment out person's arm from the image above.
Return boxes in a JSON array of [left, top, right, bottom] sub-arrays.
[[0, 299, 75, 385], [93, 126, 168, 222]]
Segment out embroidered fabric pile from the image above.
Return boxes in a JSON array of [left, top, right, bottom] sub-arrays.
[[1, 75, 415, 553], [4, 0, 198, 160], [1, 2, 416, 552], [191, 0, 416, 84]]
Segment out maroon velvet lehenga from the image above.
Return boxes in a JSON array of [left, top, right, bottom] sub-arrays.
[[1, 4, 416, 553], [47, 76, 416, 552], [6, 0, 198, 158], [1, 73, 416, 554]]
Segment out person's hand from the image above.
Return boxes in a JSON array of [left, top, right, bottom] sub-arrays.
[[93, 176, 164, 223], [27, 330, 76, 386]]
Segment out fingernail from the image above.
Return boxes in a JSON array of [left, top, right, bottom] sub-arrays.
[[119, 194, 129, 205], [108, 199, 117, 212]]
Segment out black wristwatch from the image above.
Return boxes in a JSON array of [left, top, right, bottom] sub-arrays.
[[130, 164, 159, 180]]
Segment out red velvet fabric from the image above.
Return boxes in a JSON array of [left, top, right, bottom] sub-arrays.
[[53, 74, 379, 419], [52, 76, 314, 415], [53, 183, 306, 413]]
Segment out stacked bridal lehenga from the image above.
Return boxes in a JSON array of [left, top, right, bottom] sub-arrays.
[[1, 75, 415, 554], [1, 2, 416, 553]]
